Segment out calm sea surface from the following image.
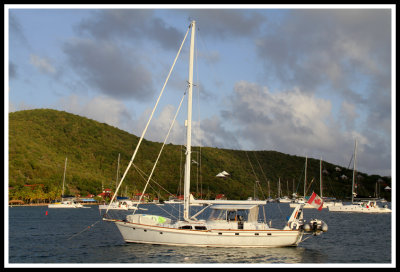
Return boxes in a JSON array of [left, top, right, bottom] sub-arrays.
[[7, 203, 393, 266]]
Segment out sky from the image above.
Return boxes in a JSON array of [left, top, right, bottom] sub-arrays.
[[5, 4, 395, 177]]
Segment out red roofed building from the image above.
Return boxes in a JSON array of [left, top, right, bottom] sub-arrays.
[[97, 188, 113, 199], [215, 194, 226, 200], [133, 193, 150, 202]]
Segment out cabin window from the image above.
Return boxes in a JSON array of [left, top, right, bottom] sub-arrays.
[[208, 209, 228, 221], [179, 225, 192, 230], [194, 226, 207, 230]]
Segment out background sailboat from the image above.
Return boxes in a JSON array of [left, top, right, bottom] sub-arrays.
[[328, 140, 391, 213], [48, 157, 83, 208]]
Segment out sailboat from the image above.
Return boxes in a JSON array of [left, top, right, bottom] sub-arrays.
[[99, 154, 137, 211], [276, 178, 291, 203], [48, 157, 83, 208], [103, 21, 327, 247], [328, 140, 391, 213], [290, 157, 314, 208]]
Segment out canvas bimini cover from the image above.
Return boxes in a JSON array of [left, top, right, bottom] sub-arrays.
[[209, 204, 259, 222]]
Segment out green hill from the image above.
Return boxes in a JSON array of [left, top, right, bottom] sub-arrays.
[[8, 109, 391, 203]]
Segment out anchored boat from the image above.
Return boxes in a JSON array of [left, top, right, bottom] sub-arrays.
[[103, 21, 327, 247], [328, 140, 391, 213]]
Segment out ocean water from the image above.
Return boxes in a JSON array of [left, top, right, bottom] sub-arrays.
[[7, 203, 393, 266]]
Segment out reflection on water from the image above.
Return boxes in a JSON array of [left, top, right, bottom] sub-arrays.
[[109, 242, 328, 264]]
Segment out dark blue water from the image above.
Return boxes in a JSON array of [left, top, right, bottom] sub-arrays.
[[7, 203, 392, 265]]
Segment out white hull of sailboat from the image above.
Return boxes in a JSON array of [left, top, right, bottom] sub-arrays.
[[328, 204, 391, 213], [99, 200, 140, 210], [114, 220, 303, 247], [289, 203, 316, 209], [99, 204, 129, 210], [277, 198, 292, 203], [48, 203, 83, 208]]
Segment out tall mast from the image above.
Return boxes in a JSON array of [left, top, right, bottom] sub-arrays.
[[352, 139, 357, 204], [115, 153, 120, 198], [183, 20, 196, 221], [320, 157, 323, 198], [304, 156, 307, 197], [62, 157, 67, 202], [278, 178, 281, 199]]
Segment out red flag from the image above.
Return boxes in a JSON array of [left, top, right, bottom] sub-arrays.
[[307, 192, 324, 211]]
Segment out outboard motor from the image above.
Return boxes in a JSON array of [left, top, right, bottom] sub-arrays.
[[303, 219, 328, 235]]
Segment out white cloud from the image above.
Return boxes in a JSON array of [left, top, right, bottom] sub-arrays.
[[29, 54, 56, 74], [57, 94, 134, 132], [339, 101, 359, 130], [224, 81, 337, 151], [134, 105, 240, 150], [136, 104, 185, 145]]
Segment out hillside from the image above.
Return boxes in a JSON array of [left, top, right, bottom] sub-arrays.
[[8, 109, 391, 202]]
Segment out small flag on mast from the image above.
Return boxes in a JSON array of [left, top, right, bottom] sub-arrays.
[[307, 192, 324, 211]]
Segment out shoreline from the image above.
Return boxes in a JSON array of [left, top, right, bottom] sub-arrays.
[[8, 203, 100, 207]]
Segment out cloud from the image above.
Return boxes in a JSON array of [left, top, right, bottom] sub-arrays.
[[250, 9, 392, 175], [135, 104, 185, 145], [255, 9, 391, 98], [57, 94, 135, 132], [30, 54, 56, 75], [339, 101, 358, 131], [196, 116, 241, 149], [62, 38, 154, 101], [9, 62, 17, 79], [222, 81, 339, 153], [180, 9, 267, 39], [218, 80, 391, 176], [134, 105, 240, 150], [76, 9, 182, 51], [9, 12, 30, 48]]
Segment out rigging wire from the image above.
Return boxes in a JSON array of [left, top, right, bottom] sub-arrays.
[[105, 25, 191, 215], [252, 152, 267, 199], [67, 220, 100, 240], [132, 92, 187, 214]]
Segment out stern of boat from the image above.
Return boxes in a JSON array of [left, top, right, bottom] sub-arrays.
[[284, 204, 328, 236]]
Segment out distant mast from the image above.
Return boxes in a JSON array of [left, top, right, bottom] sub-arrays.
[[352, 139, 357, 204], [304, 156, 307, 198], [183, 20, 196, 221], [320, 157, 323, 198], [62, 157, 67, 202], [115, 153, 120, 199]]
